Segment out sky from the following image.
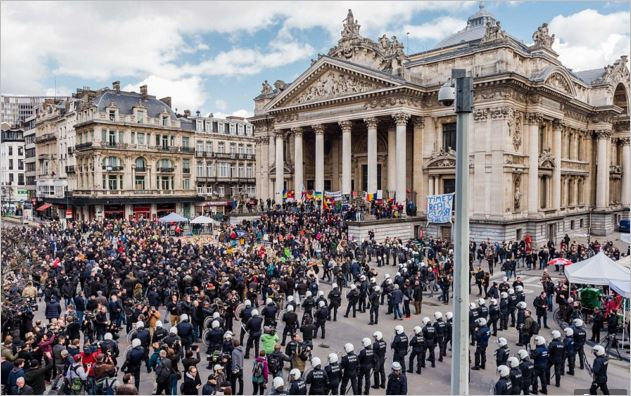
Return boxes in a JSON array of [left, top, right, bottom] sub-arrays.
[[1, 1, 629, 118]]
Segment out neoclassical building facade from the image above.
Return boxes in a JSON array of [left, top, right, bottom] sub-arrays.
[[251, 7, 630, 243]]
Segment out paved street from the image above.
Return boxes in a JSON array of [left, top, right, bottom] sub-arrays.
[[24, 245, 628, 395]]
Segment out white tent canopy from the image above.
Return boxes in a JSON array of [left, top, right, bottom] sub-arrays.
[[190, 215, 219, 225], [158, 212, 189, 223], [564, 251, 630, 286], [618, 255, 631, 269], [609, 279, 630, 299]]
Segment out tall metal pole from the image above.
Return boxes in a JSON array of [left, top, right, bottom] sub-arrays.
[[451, 68, 473, 396]]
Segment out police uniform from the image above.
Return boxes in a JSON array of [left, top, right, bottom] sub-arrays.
[[408, 332, 424, 374], [434, 319, 448, 361], [325, 362, 342, 395], [589, 355, 609, 395], [547, 338, 564, 387], [340, 352, 359, 395], [391, 332, 409, 372], [473, 325, 490, 370], [305, 367, 329, 395], [422, 324, 436, 368], [372, 340, 387, 389], [532, 344, 548, 394], [358, 347, 376, 394]]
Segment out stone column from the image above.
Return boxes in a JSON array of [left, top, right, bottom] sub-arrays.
[[622, 137, 631, 206], [274, 130, 284, 203], [339, 121, 353, 195], [364, 117, 378, 194], [412, 117, 424, 210], [595, 130, 611, 208], [526, 113, 542, 213], [259, 136, 269, 200], [292, 127, 303, 199], [552, 120, 562, 211], [394, 112, 410, 204], [313, 125, 325, 193], [387, 125, 396, 196], [268, 134, 275, 199], [428, 176, 434, 195], [572, 177, 579, 206]]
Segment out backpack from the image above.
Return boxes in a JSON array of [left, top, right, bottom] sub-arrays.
[[531, 320, 540, 335], [252, 360, 265, 382], [68, 365, 83, 392]]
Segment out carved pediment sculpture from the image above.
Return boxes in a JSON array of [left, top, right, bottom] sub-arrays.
[[328, 9, 408, 75], [425, 148, 456, 169], [481, 21, 506, 44], [289, 70, 382, 105], [261, 80, 273, 95], [546, 73, 572, 95], [538, 147, 555, 168], [532, 23, 555, 49], [595, 55, 630, 85]]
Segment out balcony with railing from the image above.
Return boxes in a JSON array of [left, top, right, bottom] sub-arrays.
[[183, 168, 191, 174], [65, 165, 76, 174], [35, 133, 57, 144], [135, 167, 146, 173], [75, 142, 93, 151], [102, 165, 124, 172], [156, 167, 175, 173]]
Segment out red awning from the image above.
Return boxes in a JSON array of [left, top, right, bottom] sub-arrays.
[[36, 203, 52, 212]]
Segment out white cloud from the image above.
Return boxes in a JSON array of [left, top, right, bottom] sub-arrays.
[[548, 9, 630, 71], [123, 75, 206, 112], [1, 1, 473, 96], [403, 16, 466, 41], [215, 99, 228, 111]]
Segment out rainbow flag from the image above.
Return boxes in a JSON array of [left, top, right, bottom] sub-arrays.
[[314, 191, 323, 200], [366, 193, 375, 202]]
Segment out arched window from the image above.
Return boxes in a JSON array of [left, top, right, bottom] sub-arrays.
[[156, 159, 174, 172], [614, 83, 628, 114], [102, 156, 123, 171], [135, 157, 146, 172]]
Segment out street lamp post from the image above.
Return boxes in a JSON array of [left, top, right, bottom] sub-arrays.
[[450, 68, 473, 395]]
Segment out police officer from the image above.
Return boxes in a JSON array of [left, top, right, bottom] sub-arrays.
[[271, 377, 287, 395], [563, 327, 576, 375], [385, 362, 407, 395], [239, 300, 253, 344], [245, 309, 263, 359], [478, 298, 489, 321], [507, 357, 522, 395], [546, 330, 564, 388], [445, 312, 453, 352], [325, 353, 342, 395], [493, 365, 513, 395], [515, 285, 526, 303], [531, 336, 548, 394], [589, 345, 609, 395], [489, 299, 500, 336], [471, 318, 490, 370], [517, 349, 534, 395], [282, 305, 298, 346], [205, 320, 224, 358], [344, 284, 360, 318], [305, 357, 329, 395], [499, 292, 509, 331], [495, 337, 510, 368], [341, 343, 359, 395], [262, 297, 279, 327], [358, 338, 376, 394], [408, 326, 424, 374], [289, 368, 307, 395], [371, 331, 387, 389], [507, 288, 518, 327], [516, 301, 527, 329], [121, 338, 144, 390], [433, 311, 447, 361], [421, 317, 436, 368], [571, 318, 587, 370], [368, 286, 381, 325], [358, 275, 369, 313], [469, 302, 479, 345], [327, 284, 342, 321], [391, 325, 409, 372], [314, 301, 328, 339]]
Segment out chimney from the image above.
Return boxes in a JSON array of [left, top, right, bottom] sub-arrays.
[[160, 97, 172, 108], [112, 81, 120, 92], [184, 109, 191, 118], [140, 84, 148, 97]]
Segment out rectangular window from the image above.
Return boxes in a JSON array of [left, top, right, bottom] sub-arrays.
[[196, 120, 203, 131], [137, 133, 145, 145], [135, 175, 145, 190], [443, 178, 455, 194], [196, 141, 204, 152], [109, 110, 116, 121], [131, 131, 136, 144], [206, 163, 213, 177], [108, 175, 119, 190], [230, 164, 237, 178], [18, 159, 23, 170], [8, 159, 13, 170], [9, 173, 14, 184], [197, 162, 203, 177], [182, 137, 190, 148], [246, 165, 254, 178], [18, 146, 23, 156], [8, 146, 12, 156], [218, 186, 225, 197], [182, 159, 190, 173], [137, 111, 144, 123], [108, 130, 116, 146], [442, 123, 457, 152], [224, 123, 230, 134], [206, 141, 213, 152], [238, 166, 244, 178], [218, 143, 225, 153], [183, 178, 190, 190], [162, 116, 169, 126], [213, 122, 218, 133]]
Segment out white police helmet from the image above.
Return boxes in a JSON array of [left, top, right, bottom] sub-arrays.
[[373, 331, 383, 341], [593, 345, 605, 357], [445, 312, 453, 320], [391, 361, 402, 371], [290, 368, 301, 380], [362, 338, 371, 348], [497, 337, 508, 347], [394, 325, 404, 334], [434, 311, 443, 320], [551, 330, 561, 339], [273, 377, 284, 389], [497, 365, 510, 377], [311, 357, 321, 367], [413, 326, 422, 334], [328, 353, 339, 363], [507, 357, 519, 368], [344, 343, 354, 353], [535, 336, 546, 346], [518, 349, 529, 360], [564, 327, 574, 337]]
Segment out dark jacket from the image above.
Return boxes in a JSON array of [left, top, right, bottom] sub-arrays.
[[181, 372, 201, 395], [386, 372, 407, 395], [23, 361, 53, 395], [45, 299, 62, 319]]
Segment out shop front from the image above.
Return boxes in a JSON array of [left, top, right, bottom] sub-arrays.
[[104, 204, 125, 219], [132, 205, 151, 220], [157, 203, 176, 218]]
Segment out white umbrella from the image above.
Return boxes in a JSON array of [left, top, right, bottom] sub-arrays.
[[158, 212, 189, 223]]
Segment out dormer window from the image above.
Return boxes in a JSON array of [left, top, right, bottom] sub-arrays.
[[162, 116, 169, 127], [109, 110, 116, 121], [137, 110, 145, 123]]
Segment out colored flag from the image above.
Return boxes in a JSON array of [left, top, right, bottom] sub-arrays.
[[286, 190, 295, 199], [314, 191, 323, 200]]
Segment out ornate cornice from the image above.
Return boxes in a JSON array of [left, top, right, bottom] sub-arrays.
[[473, 108, 489, 121], [412, 116, 424, 128], [392, 112, 410, 126], [620, 136, 630, 146], [291, 127, 303, 136], [592, 129, 612, 139]]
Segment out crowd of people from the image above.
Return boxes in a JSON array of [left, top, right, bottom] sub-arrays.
[[0, 201, 628, 395]]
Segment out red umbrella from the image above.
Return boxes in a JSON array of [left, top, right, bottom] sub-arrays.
[[548, 257, 573, 266]]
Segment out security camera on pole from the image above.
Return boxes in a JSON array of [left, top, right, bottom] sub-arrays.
[[439, 69, 473, 395]]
